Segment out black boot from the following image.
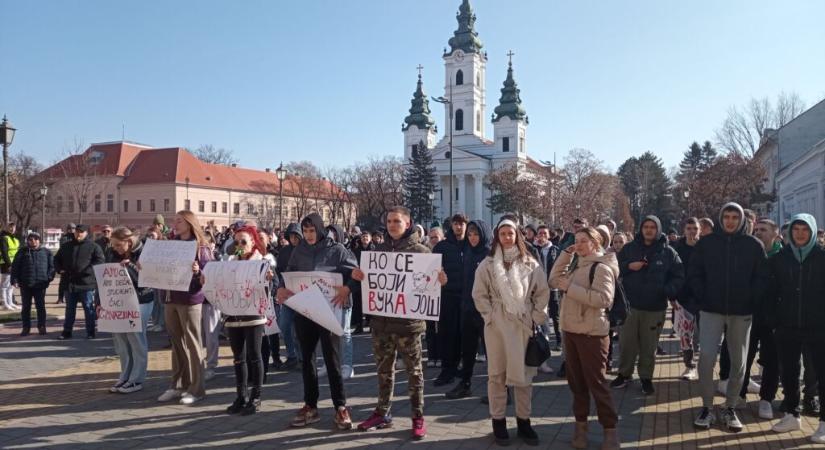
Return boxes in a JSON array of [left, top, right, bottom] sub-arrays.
[[226, 396, 246, 414], [445, 380, 472, 399], [241, 388, 261, 415], [556, 361, 566, 378], [20, 327, 31, 337], [516, 417, 539, 446], [492, 418, 510, 446]]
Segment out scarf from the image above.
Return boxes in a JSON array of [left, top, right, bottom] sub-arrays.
[[492, 245, 531, 317]]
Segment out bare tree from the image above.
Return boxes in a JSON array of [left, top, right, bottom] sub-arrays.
[[348, 156, 403, 230], [192, 144, 239, 166], [485, 162, 541, 224], [285, 161, 325, 220], [715, 92, 806, 157], [556, 149, 621, 228], [8, 152, 46, 232], [53, 138, 101, 224], [322, 166, 355, 228]]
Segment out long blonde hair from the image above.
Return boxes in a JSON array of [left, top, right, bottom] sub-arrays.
[[176, 210, 208, 246], [111, 227, 139, 255]]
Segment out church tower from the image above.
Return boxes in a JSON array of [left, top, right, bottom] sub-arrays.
[[443, 0, 487, 140], [402, 69, 437, 161], [492, 54, 528, 159]]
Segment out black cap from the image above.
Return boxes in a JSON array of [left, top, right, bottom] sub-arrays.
[[75, 224, 89, 232], [27, 232, 41, 240]]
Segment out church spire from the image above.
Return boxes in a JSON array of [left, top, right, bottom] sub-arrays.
[[493, 52, 527, 123], [403, 67, 436, 131], [447, 0, 483, 55]]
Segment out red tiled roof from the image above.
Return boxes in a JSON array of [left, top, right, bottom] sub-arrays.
[[39, 141, 150, 179]]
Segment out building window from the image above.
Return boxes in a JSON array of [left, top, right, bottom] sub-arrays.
[[68, 196, 75, 213], [291, 206, 298, 219], [94, 194, 101, 213], [247, 203, 255, 215], [123, 200, 128, 213], [520, 135, 525, 152], [455, 188, 459, 201], [136, 200, 142, 212], [107, 194, 114, 212], [502, 137, 510, 152], [57, 196, 63, 213], [198, 201, 205, 212], [476, 111, 481, 131], [411, 144, 417, 154], [476, 71, 480, 85], [455, 109, 464, 131], [164, 199, 170, 212], [455, 69, 464, 85], [184, 199, 191, 211], [150, 199, 156, 212], [80, 196, 88, 213], [211, 201, 217, 213], [222, 202, 228, 214], [233, 203, 240, 215]]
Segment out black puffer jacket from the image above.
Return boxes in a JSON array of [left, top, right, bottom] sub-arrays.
[[54, 238, 105, 292], [618, 216, 684, 312], [11, 246, 55, 288], [432, 227, 465, 293], [461, 220, 492, 313], [369, 227, 431, 335], [687, 203, 768, 316], [285, 213, 358, 292], [106, 242, 155, 304]]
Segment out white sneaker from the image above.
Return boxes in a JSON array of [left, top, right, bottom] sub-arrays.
[[758, 400, 773, 420], [109, 380, 126, 393], [811, 422, 825, 444], [179, 393, 203, 405], [717, 379, 728, 396], [538, 361, 554, 374], [681, 367, 698, 381], [747, 378, 761, 394], [204, 369, 216, 381], [342, 365, 354, 380], [157, 389, 182, 402], [772, 413, 801, 433], [117, 382, 143, 394]]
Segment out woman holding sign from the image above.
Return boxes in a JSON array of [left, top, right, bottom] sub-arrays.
[[472, 219, 549, 446], [104, 227, 155, 394]]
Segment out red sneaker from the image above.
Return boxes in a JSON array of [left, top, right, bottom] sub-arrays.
[[357, 410, 393, 431], [411, 416, 426, 440]]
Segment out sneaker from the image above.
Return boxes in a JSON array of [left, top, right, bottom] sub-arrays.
[[179, 393, 203, 405], [334, 406, 353, 430], [681, 367, 698, 381], [57, 333, 72, 340], [475, 353, 487, 363], [117, 382, 143, 394], [720, 407, 743, 432], [426, 360, 437, 368], [610, 374, 631, 389], [538, 361, 554, 374], [411, 416, 426, 440], [37, 325, 47, 335], [694, 407, 715, 429], [157, 389, 182, 402], [717, 379, 728, 396], [445, 381, 472, 399], [20, 328, 31, 337], [758, 400, 774, 420], [357, 410, 393, 431], [747, 378, 761, 394], [640, 379, 655, 395], [342, 365, 355, 380], [803, 397, 821, 417], [226, 396, 246, 414], [204, 369, 216, 381], [290, 404, 320, 427], [109, 380, 127, 393], [771, 413, 801, 433], [811, 422, 825, 444]]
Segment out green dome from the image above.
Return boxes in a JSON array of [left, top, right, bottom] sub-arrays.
[[403, 74, 436, 131], [447, 0, 483, 55], [493, 61, 527, 123]]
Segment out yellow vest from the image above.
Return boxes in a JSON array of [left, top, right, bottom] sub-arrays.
[[3, 234, 20, 262]]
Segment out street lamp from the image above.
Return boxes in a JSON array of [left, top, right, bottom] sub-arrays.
[[683, 189, 691, 217], [275, 162, 287, 231], [432, 82, 454, 217], [0, 115, 17, 224], [39, 183, 48, 234]]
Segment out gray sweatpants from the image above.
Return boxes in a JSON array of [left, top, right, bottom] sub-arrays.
[[698, 311, 752, 408]]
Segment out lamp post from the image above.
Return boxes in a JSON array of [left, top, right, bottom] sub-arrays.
[[0, 115, 17, 224], [683, 189, 691, 217], [432, 82, 454, 217], [39, 183, 48, 234], [275, 162, 287, 231]]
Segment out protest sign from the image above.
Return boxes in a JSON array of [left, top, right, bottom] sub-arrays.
[[137, 239, 198, 291], [94, 263, 142, 333], [202, 260, 279, 335], [360, 251, 442, 321], [282, 271, 345, 335], [284, 284, 345, 336]]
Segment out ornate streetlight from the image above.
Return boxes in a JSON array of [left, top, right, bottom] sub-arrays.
[[432, 83, 454, 217], [39, 183, 48, 234], [275, 162, 287, 231], [0, 116, 17, 224]]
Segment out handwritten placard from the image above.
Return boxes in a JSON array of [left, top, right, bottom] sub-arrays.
[[94, 263, 142, 333], [202, 260, 279, 335], [360, 251, 442, 321], [137, 239, 198, 291], [284, 284, 345, 336], [281, 271, 345, 334]]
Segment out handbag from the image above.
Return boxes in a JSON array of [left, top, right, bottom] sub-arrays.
[[525, 326, 552, 367]]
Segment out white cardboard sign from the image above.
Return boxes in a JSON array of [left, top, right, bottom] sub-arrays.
[[137, 239, 198, 291], [359, 251, 442, 321], [94, 263, 142, 333]]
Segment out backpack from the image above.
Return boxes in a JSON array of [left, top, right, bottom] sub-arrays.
[[588, 262, 630, 327]]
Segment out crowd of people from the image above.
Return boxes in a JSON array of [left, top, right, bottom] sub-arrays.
[[2, 200, 825, 447]]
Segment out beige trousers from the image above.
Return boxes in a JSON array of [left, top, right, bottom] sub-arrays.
[[484, 313, 534, 419], [165, 303, 205, 397]]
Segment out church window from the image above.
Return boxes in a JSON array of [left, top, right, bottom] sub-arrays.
[[476, 71, 481, 85], [520, 135, 526, 152], [456, 70, 464, 85], [476, 111, 481, 131], [455, 109, 464, 131], [455, 188, 459, 201], [411, 144, 417, 154], [502, 137, 510, 152]]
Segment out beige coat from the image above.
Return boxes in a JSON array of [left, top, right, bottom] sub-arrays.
[[548, 251, 618, 337], [473, 254, 550, 386]]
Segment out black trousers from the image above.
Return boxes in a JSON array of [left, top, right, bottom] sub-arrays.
[[458, 308, 484, 382], [20, 285, 47, 329], [437, 293, 462, 372], [740, 323, 779, 401], [548, 292, 562, 346], [351, 285, 364, 331], [294, 314, 346, 408], [228, 324, 264, 399], [426, 321, 439, 361], [57, 276, 68, 302], [776, 329, 825, 421]]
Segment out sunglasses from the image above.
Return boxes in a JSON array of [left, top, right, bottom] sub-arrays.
[[238, 239, 249, 246]]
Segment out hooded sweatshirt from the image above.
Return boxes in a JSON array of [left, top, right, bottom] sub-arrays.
[[461, 220, 492, 312], [687, 202, 767, 316], [284, 213, 359, 293], [432, 226, 465, 294], [617, 215, 684, 312], [276, 222, 302, 285], [764, 213, 825, 337]]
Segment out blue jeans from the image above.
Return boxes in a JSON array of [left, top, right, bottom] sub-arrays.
[[63, 290, 96, 337], [111, 302, 153, 384], [340, 307, 352, 368], [277, 304, 298, 359]]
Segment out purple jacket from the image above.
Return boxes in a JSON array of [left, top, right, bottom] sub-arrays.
[[168, 241, 213, 306]]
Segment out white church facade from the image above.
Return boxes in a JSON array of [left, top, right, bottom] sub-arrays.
[[401, 0, 543, 224]]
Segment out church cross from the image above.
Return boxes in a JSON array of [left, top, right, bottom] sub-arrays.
[[416, 64, 424, 77], [506, 50, 515, 64]]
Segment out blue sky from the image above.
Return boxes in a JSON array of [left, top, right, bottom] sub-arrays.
[[2, 0, 824, 172]]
